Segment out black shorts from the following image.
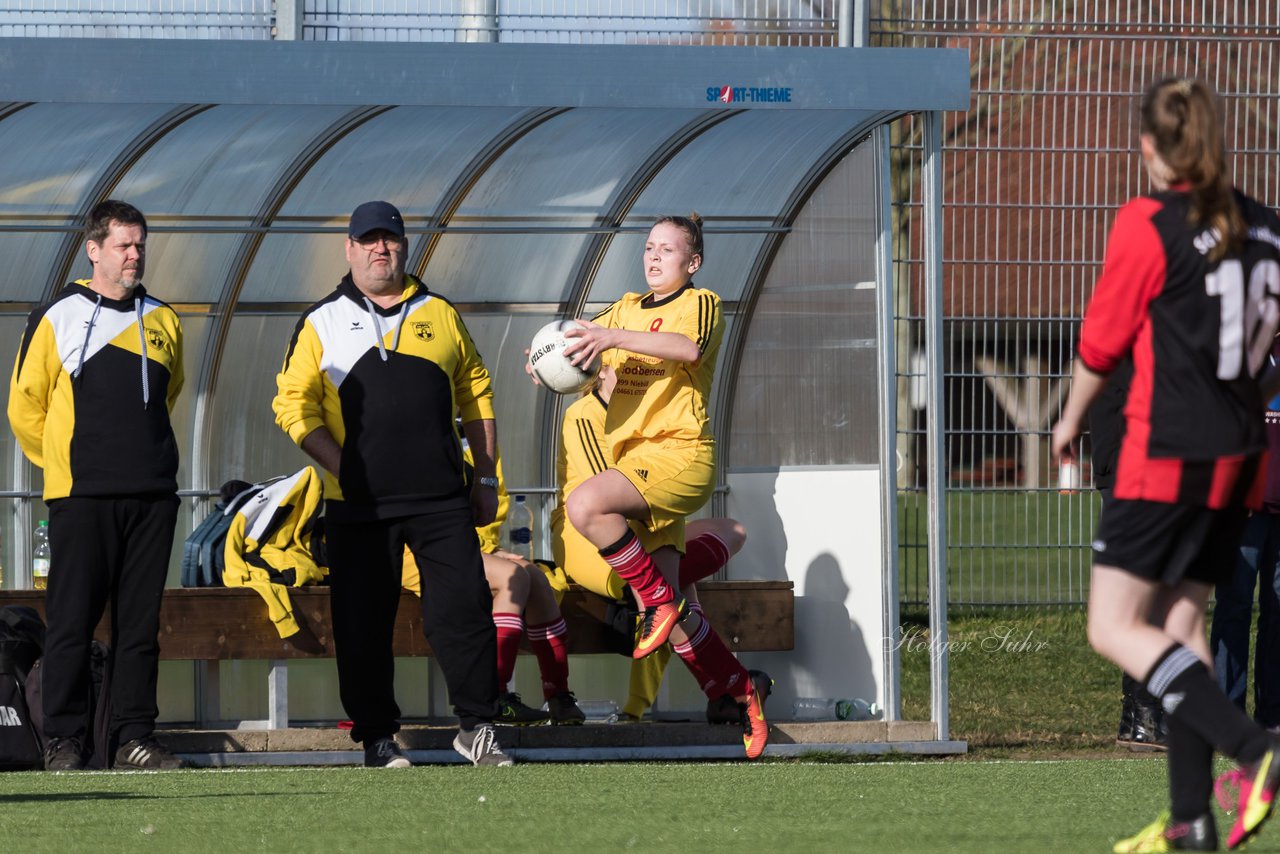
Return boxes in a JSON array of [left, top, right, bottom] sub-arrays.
[[1093, 498, 1248, 586]]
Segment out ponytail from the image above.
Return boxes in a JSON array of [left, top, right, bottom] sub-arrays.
[[1139, 77, 1244, 262]]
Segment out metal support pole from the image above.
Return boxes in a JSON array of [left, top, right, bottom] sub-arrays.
[[458, 0, 498, 43], [274, 0, 303, 40], [268, 660, 289, 729], [874, 124, 902, 722], [11, 445, 31, 589], [922, 110, 949, 741], [839, 0, 868, 47], [196, 660, 221, 727]]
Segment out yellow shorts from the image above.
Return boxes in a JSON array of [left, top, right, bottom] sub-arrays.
[[612, 437, 714, 547], [554, 513, 626, 600]]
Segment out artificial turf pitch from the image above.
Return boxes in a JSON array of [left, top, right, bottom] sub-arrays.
[[4, 757, 1278, 853]]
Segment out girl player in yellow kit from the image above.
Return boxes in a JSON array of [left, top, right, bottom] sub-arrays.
[[545, 213, 770, 759], [554, 363, 761, 724]]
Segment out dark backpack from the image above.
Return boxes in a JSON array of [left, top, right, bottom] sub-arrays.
[[24, 640, 113, 769], [0, 606, 46, 770], [181, 479, 267, 587]]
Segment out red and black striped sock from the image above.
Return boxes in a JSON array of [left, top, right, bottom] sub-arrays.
[[678, 532, 731, 587], [671, 604, 749, 700], [527, 617, 570, 699], [493, 612, 523, 690], [600, 530, 674, 607]]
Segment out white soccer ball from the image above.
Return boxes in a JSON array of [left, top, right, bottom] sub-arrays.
[[528, 320, 601, 394]]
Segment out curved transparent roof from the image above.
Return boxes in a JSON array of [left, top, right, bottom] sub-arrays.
[[0, 103, 173, 215], [0, 103, 175, 299], [0, 100, 885, 502], [109, 105, 354, 302], [424, 108, 705, 304], [277, 106, 524, 219], [241, 106, 525, 303]]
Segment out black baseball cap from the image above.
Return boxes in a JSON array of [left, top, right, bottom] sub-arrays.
[[348, 201, 405, 239]]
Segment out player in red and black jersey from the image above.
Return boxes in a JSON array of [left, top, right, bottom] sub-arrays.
[[1053, 78, 1280, 851]]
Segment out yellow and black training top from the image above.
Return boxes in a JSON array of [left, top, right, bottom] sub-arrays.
[[8, 281, 184, 500], [273, 273, 494, 522]]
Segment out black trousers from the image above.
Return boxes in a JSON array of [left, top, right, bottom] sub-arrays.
[[326, 507, 498, 742], [43, 495, 178, 747]]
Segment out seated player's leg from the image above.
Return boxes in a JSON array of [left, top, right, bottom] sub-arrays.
[[515, 561, 584, 724], [483, 553, 548, 726], [622, 646, 672, 721], [557, 514, 627, 601], [679, 518, 747, 587]]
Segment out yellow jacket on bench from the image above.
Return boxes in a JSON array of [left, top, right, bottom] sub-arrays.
[[223, 466, 328, 638]]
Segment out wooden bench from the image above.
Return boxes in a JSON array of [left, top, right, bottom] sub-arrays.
[[0, 581, 794, 728]]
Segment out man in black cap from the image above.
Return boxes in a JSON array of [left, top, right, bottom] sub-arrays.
[[273, 200, 510, 766]]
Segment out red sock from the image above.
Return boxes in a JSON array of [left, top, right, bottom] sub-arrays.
[[671, 607, 750, 700], [527, 617, 570, 699], [493, 612, 524, 690], [679, 532, 732, 587], [601, 531, 674, 607]]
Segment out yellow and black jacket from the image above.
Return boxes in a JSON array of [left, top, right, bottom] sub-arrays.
[[222, 466, 328, 639], [272, 274, 494, 522], [8, 281, 184, 500]]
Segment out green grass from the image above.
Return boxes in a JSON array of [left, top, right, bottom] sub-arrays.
[[901, 606, 1266, 759], [6, 759, 1279, 853], [900, 608, 1124, 753], [3, 609, 1271, 852], [899, 491, 1099, 605]]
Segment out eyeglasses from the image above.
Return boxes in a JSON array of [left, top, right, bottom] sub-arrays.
[[353, 233, 405, 250]]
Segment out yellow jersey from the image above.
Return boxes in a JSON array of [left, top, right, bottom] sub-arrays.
[[551, 389, 610, 571], [592, 284, 723, 461]]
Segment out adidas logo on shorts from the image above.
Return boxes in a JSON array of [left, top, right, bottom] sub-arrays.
[[635, 468, 649, 482]]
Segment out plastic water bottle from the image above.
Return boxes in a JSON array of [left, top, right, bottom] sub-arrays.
[[791, 697, 882, 721], [1058, 458, 1081, 494], [32, 520, 50, 590], [505, 494, 534, 560], [577, 699, 620, 724]]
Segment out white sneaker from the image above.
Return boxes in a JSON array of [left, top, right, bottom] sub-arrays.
[[452, 725, 514, 767], [363, 737, 411, 768]]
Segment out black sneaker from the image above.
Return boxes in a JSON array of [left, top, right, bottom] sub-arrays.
[[707, 669, 775, 725], [1116, 689, 1137, 745], [43, 737, 85, 772], [453, 725, 514, 767], [494, 691, 551, 726], [547, 691, 586, 725], [115, 736, 188, 770], [1129, 698, 1168, 752], [706, 694, 741, 725], [363, 736, 411, 768]]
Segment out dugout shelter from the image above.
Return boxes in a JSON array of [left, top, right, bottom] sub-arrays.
[[0, 37, 966, 752]]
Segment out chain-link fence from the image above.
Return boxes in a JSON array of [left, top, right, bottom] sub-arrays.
[[0, 0, 839, 43], [877, 1, 1280, 606], [2, 1, 1277, 607]]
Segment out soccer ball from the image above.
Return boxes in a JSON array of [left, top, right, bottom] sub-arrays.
[[528, 320, 601, 394]]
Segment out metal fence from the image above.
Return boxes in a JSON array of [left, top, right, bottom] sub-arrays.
[[0, 0, 839, 43], [2, 0, 1277, 606], [876, 1, 1280, 606]]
